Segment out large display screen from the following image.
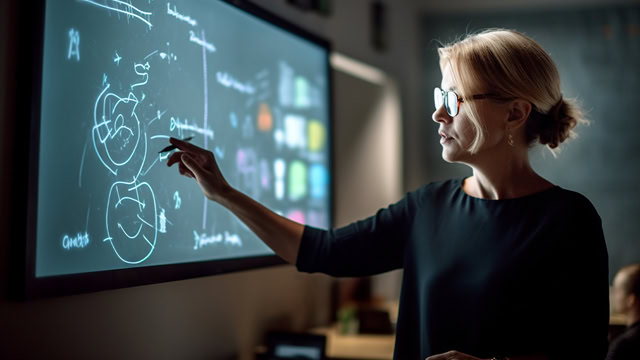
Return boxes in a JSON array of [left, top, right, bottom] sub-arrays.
[[33, 0, 331, 280]]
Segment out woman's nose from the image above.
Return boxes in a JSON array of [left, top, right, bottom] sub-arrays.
[[432, 104, 452, 124]]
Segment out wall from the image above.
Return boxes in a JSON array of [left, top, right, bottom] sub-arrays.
[[0, 0, 422, 359], [331, 60, 404, 303]]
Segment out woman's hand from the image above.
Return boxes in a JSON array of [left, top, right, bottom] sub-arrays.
[[426, 351, 487, 360], [166, 138, 304, 263], [166, 137, 230, 202]]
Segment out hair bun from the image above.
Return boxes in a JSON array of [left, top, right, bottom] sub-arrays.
[[536, 98, 579, 149]]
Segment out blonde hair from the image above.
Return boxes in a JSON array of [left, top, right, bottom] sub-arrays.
[[437, 29, 587, 155]]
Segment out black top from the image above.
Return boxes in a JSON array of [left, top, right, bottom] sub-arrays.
[[296, 178, 609, 360], [606, 321, 640, 360]]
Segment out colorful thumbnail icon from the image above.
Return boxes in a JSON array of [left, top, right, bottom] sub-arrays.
[[257, 102, 273, 131], [286, 209, 306, 224], [308, 120, 326, 152], [288, 160, 307, 201], [310, 164, 328, 199]]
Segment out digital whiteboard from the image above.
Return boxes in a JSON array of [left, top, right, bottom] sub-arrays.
[[30, 0, 331, 285]]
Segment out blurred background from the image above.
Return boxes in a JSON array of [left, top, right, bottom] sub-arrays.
[[1, 0, 639, 359]]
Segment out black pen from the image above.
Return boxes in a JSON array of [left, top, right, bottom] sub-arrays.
[[158, 136, 194, 153]]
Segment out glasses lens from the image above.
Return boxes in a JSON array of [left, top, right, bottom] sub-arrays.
[[446, 91, 458, 116], [434, 88, 443, 111]]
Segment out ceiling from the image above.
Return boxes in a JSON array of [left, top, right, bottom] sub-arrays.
[[416, 0, 639, 13]]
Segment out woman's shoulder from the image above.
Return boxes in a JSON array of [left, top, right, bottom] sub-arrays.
[[409, 178, 459, 198], [548, 186, 601, 220], [403, 178, 461, 208]]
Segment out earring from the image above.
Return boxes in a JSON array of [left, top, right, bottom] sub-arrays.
[[507, 130, 514, 147]]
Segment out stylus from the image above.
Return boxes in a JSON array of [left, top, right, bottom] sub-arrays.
[[158, 136, 194, 153]]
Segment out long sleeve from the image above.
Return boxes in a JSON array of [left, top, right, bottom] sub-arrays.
[[295, 186, 424, 277], [545, 195, 610, 360]]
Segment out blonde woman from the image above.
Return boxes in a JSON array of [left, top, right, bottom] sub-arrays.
[[168, 29, 609, 360]]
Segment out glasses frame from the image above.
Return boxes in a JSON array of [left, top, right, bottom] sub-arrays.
[[434, 87, 508, 117]]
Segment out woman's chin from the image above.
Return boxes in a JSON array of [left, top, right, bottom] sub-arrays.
[[441, 149, 461, 163], [441, 147, 471, 164]]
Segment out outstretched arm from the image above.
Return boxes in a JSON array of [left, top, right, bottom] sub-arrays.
[[166, 137, 304, 264]]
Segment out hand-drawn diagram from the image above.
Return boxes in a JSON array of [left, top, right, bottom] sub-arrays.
[[92, 77, 145, 179], [104, 180, 157, 264], [92, 60, 159, 264], [38, 0, 334, 276]]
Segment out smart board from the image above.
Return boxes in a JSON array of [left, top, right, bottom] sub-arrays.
[[25, 0, 331, 294]]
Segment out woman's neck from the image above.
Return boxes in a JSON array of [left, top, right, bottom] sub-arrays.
[[461, 150, 553, 200]]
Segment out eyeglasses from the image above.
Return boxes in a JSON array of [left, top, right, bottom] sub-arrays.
[[433, 87, 505, 117]]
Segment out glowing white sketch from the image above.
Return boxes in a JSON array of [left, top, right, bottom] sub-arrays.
[[62, 232, 89, 250], [199, 29, 211, 230], [104, 180, 157, 264], [78, 139, 88, 188], [145, 43, 177, 64], [173, 191, 181, 209], [224, 232, 242, 247], [131, 62, 150, 90], [91, 57, 159, 265], [159, 51, 177, 63], [80, 0, 153, 29], [169, 117, 214, 140], [92, 63, 151, 179], [92, 82, 144, 177], [189, 30, 216, 52], [216, 71, 255, 94], [193, 231, 243, 250], [67, 28, 80, 61], [159, 208, 167, 233], [167, 2, 197, 26], [113, 51, 122, 65], [193, 231, 222, 249]]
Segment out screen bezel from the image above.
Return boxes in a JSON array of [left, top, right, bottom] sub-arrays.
[[14, 0, 333, 300]]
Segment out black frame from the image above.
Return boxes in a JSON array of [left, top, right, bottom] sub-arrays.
[[11, 0, 334, 300]]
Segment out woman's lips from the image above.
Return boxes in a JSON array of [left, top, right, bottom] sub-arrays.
[[439, 132, 453, 144]]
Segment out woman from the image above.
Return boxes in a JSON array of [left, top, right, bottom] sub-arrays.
[[167, 29, 609, 360]]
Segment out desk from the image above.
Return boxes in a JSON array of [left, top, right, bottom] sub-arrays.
[[258, 312, 626, 360], [309, 325, 395, 360]]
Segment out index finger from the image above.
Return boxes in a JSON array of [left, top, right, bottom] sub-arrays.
[[169, 137, 208, 155]]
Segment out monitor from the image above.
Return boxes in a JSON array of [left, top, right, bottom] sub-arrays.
[[18, 0, 332, 299]]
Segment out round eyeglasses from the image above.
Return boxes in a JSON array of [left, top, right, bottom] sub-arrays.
[[434, 87, 504, 117]]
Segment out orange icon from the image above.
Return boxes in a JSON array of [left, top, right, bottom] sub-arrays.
[[257, 102, 273, 131]]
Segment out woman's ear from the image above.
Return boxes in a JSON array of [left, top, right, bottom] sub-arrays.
[[507, 99, 532, 130]]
